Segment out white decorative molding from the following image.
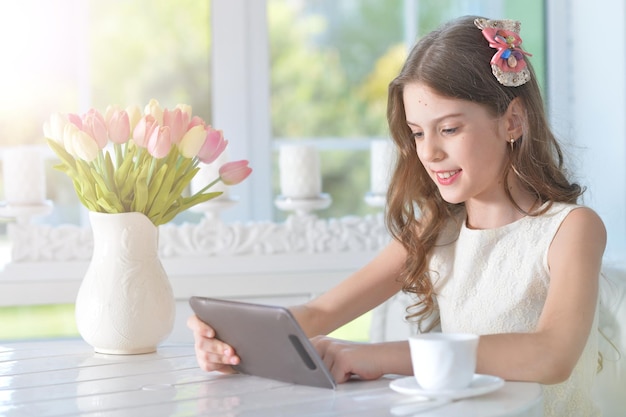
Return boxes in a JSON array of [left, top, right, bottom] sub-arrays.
[[7, 213, 389, 263], [0, 214, 390, 308]]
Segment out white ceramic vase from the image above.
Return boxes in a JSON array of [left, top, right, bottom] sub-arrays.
[[75, 211, 175, 354]]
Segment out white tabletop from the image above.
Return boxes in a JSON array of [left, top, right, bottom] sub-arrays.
[[0, 339, 543, 417]]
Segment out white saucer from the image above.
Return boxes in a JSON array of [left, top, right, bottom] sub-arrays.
[[389, 374, 504, 400], [274, 194, 333, 213], [0, 200, 53, 219]]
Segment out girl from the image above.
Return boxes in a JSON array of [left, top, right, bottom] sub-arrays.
[[188, 16, 606, 417]]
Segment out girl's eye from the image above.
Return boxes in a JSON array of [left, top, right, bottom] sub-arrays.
[[441, 127, 458, 135], [411, 131, 424, 140]]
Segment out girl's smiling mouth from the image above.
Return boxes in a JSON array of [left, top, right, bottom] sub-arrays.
[[435, 169, 461, 185]]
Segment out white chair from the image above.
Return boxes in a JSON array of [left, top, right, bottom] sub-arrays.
[[369, 265, 626, 416], [369, 291, 417, 343], [593, 265, 626, 417]]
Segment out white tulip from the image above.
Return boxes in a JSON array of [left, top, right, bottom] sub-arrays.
[[43, 113, 69, 144]]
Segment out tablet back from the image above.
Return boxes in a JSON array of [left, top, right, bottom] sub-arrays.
[[189, 296, 336, 389]]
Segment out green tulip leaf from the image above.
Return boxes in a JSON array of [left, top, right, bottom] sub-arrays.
[[47, 139, 77, 172], [132, 164, 150, 213], [146, 164, 170, 218]]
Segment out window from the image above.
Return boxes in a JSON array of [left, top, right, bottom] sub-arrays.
[[265, 0, 546, 220], [1, 0, 546, 225], [0, 0, 212, 227], [2, 1, 622, 257]]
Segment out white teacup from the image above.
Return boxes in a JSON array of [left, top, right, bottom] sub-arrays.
[[409, 333, 479, 390]]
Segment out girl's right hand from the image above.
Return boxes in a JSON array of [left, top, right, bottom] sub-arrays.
[[186, 314, 240, 374]]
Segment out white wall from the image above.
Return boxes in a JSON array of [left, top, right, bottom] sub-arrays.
[[547, 0, 626, 263]]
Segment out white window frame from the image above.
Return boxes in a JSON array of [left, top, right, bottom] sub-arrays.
[[211, 0, 273, 222]]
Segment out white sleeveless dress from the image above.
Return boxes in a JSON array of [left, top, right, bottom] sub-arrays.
[[429, 202, 600, 417]]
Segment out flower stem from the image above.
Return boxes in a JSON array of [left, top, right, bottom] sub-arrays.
[[192, 177, 221, 196], [114, 143, 122, 169]]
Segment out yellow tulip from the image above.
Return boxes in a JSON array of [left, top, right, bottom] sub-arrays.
[[144, 99, 163, 125], [126, 105, 143, 132], [178, 125, 207, 158], [175, 103, 193, 121], [64, 124, 99, 162]]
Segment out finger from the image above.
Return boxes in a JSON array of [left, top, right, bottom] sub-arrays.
[[327, 353, 353, 384], [312, 337, 355, 384], [195, 337, 241, 367], [194, 341, 241, 372], [310, 335, 330, 352], [195, 336, 237, 358], [323, 353, 351, 384], [187, 315, 215, 338], [198, 351, 240, 370], [196, 349, 239, 373], [314, 338, 338, 379]]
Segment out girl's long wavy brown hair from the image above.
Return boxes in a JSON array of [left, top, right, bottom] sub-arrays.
[[385, 16, 584, 330]]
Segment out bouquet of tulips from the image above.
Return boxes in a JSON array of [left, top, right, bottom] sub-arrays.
[[43, 99, 252, 226]]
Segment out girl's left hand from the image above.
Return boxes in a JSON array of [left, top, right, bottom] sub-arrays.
[[310, 336, 386, 383]]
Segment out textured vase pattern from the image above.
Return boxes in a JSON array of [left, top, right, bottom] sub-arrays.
[[75, 211, 175, 354]]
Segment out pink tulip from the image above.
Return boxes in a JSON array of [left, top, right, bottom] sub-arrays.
[[163, 108, 189, 144], [67, 113, 83, 130], [175, 104, 193, 122], [106, 109, 131, 144], [133, 115, 159, 148], [197, 128, 228, 164], [82, 109, 108, 149], [147, 126, 172, 159], [219, 160, 252, 185], [188, 115, 205, 130]]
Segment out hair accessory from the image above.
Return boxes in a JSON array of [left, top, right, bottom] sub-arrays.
[[474, 18, 532, 87]]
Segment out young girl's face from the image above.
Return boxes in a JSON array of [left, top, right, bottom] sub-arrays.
[[403, 82, 510, 206]]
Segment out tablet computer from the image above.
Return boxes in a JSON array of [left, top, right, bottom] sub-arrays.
[[189, 296, 336, 389]]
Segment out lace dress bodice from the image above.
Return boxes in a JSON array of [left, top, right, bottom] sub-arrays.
[[429, 203, 600, 417]]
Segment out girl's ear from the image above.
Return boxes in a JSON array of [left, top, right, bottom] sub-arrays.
[[504, 97, 525, 142]]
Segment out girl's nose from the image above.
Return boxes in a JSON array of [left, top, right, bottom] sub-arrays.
[[417, 136, 444, 162]]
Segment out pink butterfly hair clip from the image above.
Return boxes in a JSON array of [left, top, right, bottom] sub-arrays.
[[474, 18, 532, 87]]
